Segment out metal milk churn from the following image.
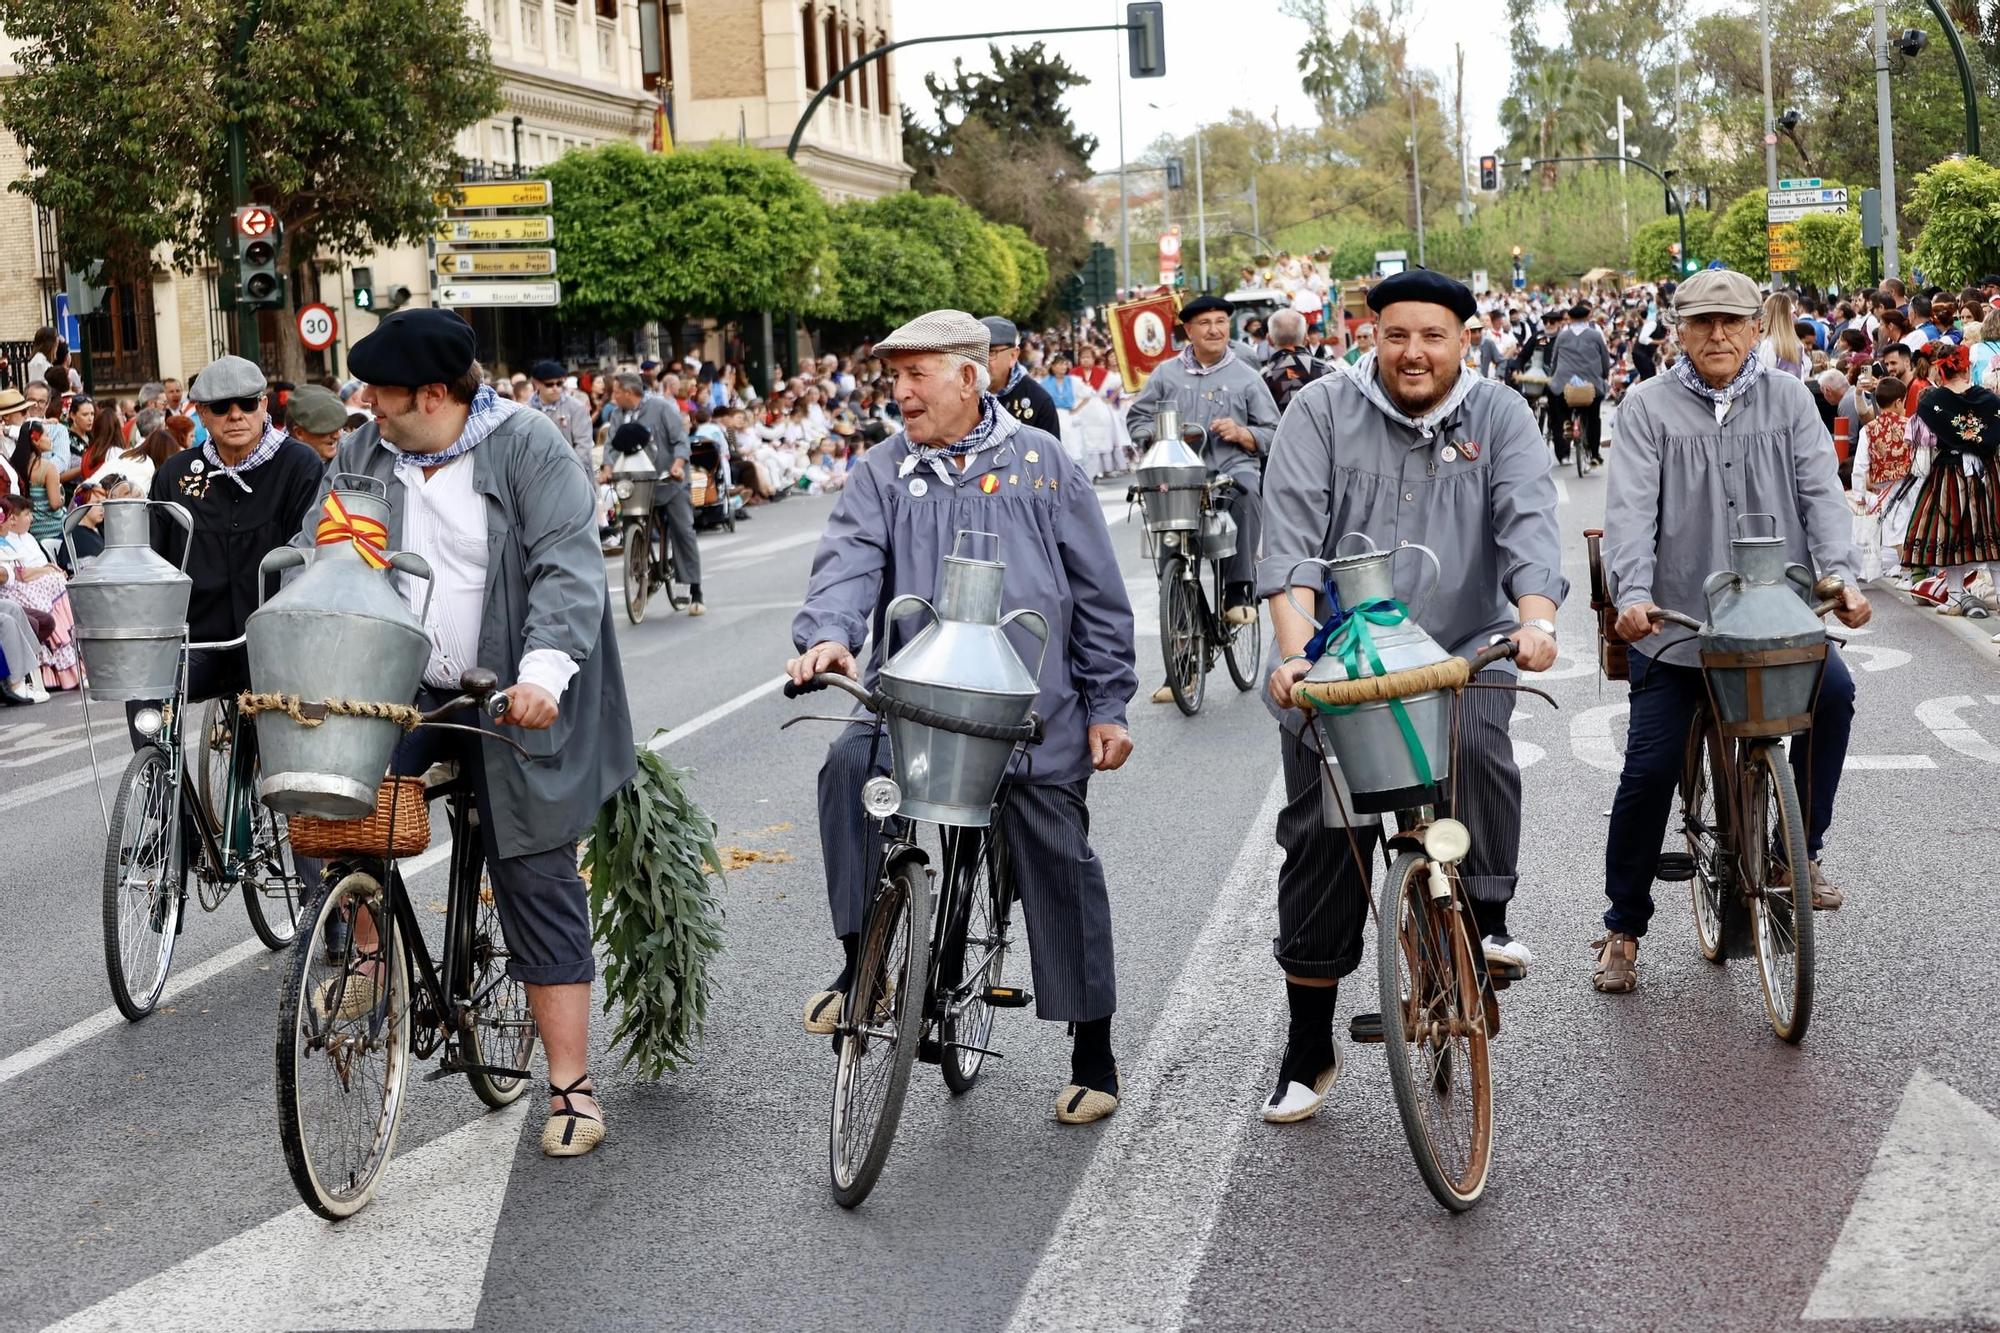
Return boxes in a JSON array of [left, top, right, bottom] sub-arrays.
[[245, 476, 436, 820], [61, 498, 193, 702], [610, 446, 657, 519], [1288, 533, 1454, 812], [876, 530, 1048, 827], [1699, 512, 1828, 737], [1135, 405, 1206, 535]]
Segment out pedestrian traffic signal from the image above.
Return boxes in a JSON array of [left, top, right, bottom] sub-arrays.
[[234, 205, 285, 311], [1166, 156, 1185, 190], [1478, 155, 1498, 191], [351, 266, 374, 310], [1126, 2, 1164, 78]]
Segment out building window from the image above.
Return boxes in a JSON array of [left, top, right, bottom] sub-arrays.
[[519, 1, 542, 49], [596, 0, 616, 14], [555, 6, 576, 59], [839, 23, 853, 101], [823, 11, 837, 88], [802, 5, 819, 90], [876, 37, 890, 113], [596, 18, 615, 71], [485, 0, 507, 39], [490, 125, 509, 163]]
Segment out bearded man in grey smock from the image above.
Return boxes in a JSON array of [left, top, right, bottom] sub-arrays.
[[787, 308, 1138, 1125], [1257, 269, 1565, 1125], [1593, 267, 1870, 995]]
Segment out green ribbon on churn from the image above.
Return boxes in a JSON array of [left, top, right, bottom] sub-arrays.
[[1304, 597, 1436, 787]]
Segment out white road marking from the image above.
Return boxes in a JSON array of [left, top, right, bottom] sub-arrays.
[[702, 529, 824, 572], [1554, 475, 1571, 504], [1914, 695, 2000, 764], [0, 759, 110, 813], [645, 675, 788, 753], [1803, 1070, 2000, 1322], [1570, 700, 1629, 774], [1003, 773, 1287, 1333], [45, 1103, 530, 1332], [1841, 754, 1937, 770], [1840, 642, 1912, 672]]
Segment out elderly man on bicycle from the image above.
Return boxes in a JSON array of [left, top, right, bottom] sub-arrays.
[[786, 308, 1138, 1124], [1595, 268, 1869, 994], [1260, 269, 1564, 1124]]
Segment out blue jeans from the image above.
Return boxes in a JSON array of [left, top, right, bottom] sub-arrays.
[[1602, 647, 1854, 938]]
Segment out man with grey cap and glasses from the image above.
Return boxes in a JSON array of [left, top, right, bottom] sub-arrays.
[[1594, 267, 1872, 995], [787, 307, 1138, 1125], [984, 316, 1062, 439], [608, 369, 703, 614], [285, 384, 350, 474]]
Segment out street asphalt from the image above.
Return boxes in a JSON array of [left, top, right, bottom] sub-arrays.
[[3, 452, 1998, 1332]]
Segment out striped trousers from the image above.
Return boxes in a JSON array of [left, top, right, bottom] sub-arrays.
[[1273, 670, 1523, 980], [818, 724, 1117, 1022]]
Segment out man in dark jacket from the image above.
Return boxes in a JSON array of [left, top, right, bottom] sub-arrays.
[[1261, 309, 1330, 415], [984, 316, 1063, 438]]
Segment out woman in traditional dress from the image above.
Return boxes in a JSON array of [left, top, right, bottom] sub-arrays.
[[1853, 375, 1916, 583], [1902, 341, 2000, 615], [0, 494, 80, 693]]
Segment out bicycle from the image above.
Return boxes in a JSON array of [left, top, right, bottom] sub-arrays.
[[274, 669, 537, 1219], [1294, 635, 1549, 1212], [782, 671, 1036, 1209], [1648, 578, 1845, 1044], [100, 634, 305, 1021], [620, 504, 684, 625], [1140, 475, 1262, 716]]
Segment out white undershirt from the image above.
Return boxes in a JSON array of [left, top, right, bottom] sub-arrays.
[[394, 456, 577, 699]]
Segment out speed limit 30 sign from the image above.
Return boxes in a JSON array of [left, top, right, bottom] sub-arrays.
[[295, 302, 337, 351]]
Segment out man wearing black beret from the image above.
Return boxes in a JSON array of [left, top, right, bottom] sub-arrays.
[[313, 306, 635, 1158], [1546, 301, 1611, 471]]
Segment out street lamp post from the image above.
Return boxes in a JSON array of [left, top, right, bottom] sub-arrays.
[[1874, 2, 1901, 279], [1760, 0, 1778, 189], [1921, 0, 1981, 159], [1194, 125, 1207, 292]]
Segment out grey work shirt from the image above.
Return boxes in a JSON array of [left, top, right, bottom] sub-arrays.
[[1256, 355, 1569, 732], [535, 393, 596, 478], [613, 392, 690, 495], [792, 408, 1137, 788], [1124, 350, 1280, 477], [1602, 366, 1859, 666], [1548, 322, 1611, 396]]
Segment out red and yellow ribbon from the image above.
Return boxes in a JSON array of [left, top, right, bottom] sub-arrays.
[[314, 493, 390, 569]]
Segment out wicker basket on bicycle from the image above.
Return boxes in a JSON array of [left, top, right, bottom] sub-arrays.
[[1583, 528, 1628, 681], [287, 776, 432, 857], [1695, 514, 1831, 739]]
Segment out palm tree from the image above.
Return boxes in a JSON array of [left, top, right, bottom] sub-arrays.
[[1499, 56, 1601, 187]]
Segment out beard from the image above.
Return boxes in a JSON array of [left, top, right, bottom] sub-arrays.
[[1380, 358, 1460, 417]]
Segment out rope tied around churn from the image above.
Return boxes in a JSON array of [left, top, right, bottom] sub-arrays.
[[237, 691, 426, 731]]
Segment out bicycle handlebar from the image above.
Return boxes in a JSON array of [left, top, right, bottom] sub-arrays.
[[783, 671, 873, 704]]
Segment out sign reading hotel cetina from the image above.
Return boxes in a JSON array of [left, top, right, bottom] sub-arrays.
[[435, 180, 553, 209]]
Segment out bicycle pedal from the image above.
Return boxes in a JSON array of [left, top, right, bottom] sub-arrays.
[[1347, 1011, 1385, 1044], [917, 1035, 943, 1065], [980, 985, 1032, 1009], [1655, 853, 1697, 882], [425, 1060, 533, 1083]]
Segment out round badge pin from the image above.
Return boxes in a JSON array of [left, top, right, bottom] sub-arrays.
[[1024, 450, 1039, 463], [908, 477, 928, 497], [1441, 446, 1458, 463], [190, 459, 205, 474]]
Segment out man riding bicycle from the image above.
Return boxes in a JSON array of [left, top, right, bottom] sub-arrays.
[[1595, 268, 1869, 994], [787, 308, 1138, 1124], [1260, 269, 1564, 1124]]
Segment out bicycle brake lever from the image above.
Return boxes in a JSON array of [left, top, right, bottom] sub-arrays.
[[417, 720, 531, 757]]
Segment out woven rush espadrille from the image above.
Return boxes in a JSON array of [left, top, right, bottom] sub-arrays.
[[1261, 1046, 1345, 1124], [1055, 1069, 1122, 1125], [542, 1076, 606, 1158], [802, 988, 844, 1035], [313, 972, 378, 1023]]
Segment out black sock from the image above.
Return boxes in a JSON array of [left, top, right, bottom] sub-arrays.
[[1069, 1017, 1116, 1093], [1279, 981, 1338, 1088], [828, 933, 858, 993], [690, 583, 704, 601]]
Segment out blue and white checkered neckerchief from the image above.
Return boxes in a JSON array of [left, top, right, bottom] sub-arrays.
[[378, 384, 521, 471], [1001, 361, 1028, 396], [897, 394, 1007, 488], [1179, 343, 1237, 376], [1671, 348, 1764, 408], [200, 423, 288, 493]]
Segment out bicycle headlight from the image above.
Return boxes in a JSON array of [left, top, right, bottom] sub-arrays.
[[132, 706, 164, 739], [1160, 531, 1180, 549], [615, 479, 634, 498], [1422, 818, 1472, 865], [860, 775, 902, 819]]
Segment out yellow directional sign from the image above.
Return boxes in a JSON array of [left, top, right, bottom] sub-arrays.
[[436, 216, 555, 244], [440, 249, 557, 277], [436, 179, 553, 209], [1767, 222, 1802, 273]]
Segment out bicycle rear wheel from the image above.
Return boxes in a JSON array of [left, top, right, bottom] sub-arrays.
[[277, 871, 413, 1220], [623, 520, 650, 624], [195, 699, 231, 824], [242, 796, 304, 949], [460, 865, 538, 1108], [1681, 708, 1730, 964], [940, 831, 1011, 1094], [1160, 559, 1206, 717], [102, 746, 182, 1021], [1378, 850, 1494, 1211], [1745, 742, 1815, 1042], [829, 852, 930, 1208]]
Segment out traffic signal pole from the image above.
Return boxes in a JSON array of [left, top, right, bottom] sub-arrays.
[[227, 0, 264, 364]]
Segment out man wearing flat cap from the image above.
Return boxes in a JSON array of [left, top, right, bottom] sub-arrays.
[[608, 369, 704, 615], [1125, 293, 1283, 655], [984, 316, 1063, 439], [304, 306, 635, 1158], [285, 384, 349, 475], [528, 358, 594, 480], [786, 307, 1139, 1125], [1545, 301, 1611, 471], [1256, 267, 1565, 1125], [1594, 267, 1870, 995]]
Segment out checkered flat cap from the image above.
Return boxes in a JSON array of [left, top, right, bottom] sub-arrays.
[[872, 309, 991, 364]]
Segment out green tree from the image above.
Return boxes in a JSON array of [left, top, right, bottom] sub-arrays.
[[825, 192, 1017, 329], [1499, 57, 1600, 186], [1709, 189, 1771, 281], [0, 0, 500, 379], [1631, 208, 1715, 279], [546, 144, 832, 339], [1789, 210, 1866, 290], [909, 41, 1096, 164], [993, 223, 1051, 322], [1908, 155, 2000, 286]]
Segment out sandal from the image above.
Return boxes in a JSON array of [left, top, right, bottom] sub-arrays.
[[1591, 931, 1639, 993], [542, 1075, 606, 1157]]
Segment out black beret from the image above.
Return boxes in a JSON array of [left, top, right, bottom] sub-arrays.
[[1366, 269, 1477, 323], [1178, 294, 1232, 322], [529, 358, 566, 382], [609, 422, 652, 457], [1568, 302, 1592, 320], [349, 308, 477, 388]]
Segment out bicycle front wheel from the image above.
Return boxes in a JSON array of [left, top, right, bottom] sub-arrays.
[[1159, 558, 1206, 717], [1745, 742, 1815, 1043], [1682, 708, 1730, 964], [829, 852, 930, 1208], [622, 520, 650, 624], [460, 866, 538, 1109], [277, 870, 413, 1220], [102, 746, 183, 1020], [1378, 850, 1494, 1211], [940, 831, 1011, 1094], [1223, 586, 1262, 693]]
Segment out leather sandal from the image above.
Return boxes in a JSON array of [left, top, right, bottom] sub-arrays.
[[1591, 932, 1639, 993], [542, 1076, 606, 1157]]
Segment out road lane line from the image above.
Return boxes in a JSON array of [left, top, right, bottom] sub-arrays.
[[645, 674, 788, 752], [1003, 772, 1287, 1333]]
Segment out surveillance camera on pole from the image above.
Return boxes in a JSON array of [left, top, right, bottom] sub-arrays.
[[1898, 27, 1927, 58], [1779, 107, 1802, 132]]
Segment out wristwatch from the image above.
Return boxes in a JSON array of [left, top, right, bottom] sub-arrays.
[[1522, 617, 1558, 639]]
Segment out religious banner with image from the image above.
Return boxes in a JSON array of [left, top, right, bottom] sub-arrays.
[[1107, 290, 1184, 393]]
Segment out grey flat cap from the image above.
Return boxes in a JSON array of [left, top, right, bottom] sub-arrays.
[[980, 316, 1020, 347], [1674, 268, 1762, 319], [874, 309, 991, 364], [189, 355, 268, 403], [287, 384, 347, 434]]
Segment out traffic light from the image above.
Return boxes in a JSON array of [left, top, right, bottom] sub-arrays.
[[378, 284, 413, 313], [1165, 156, 1185, 190], [1127, 2, 1164, 78], [233, 205, 285, 310], [64, 260, 108, 317], [1668, 242, 1682, 258], [1478, 155, 1498, 192], [1080, 241, 1118, 307], [351, 266, 374, 310]]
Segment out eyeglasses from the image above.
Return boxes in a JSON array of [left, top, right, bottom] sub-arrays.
[[197, 395, 264, 416], [1678, 314, 1754, 335]]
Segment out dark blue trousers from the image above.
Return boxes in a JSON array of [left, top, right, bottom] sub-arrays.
[[1603, 647, 1854, 937]]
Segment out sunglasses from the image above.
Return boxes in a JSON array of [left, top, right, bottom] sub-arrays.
[[198, 396, 264, 416]]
